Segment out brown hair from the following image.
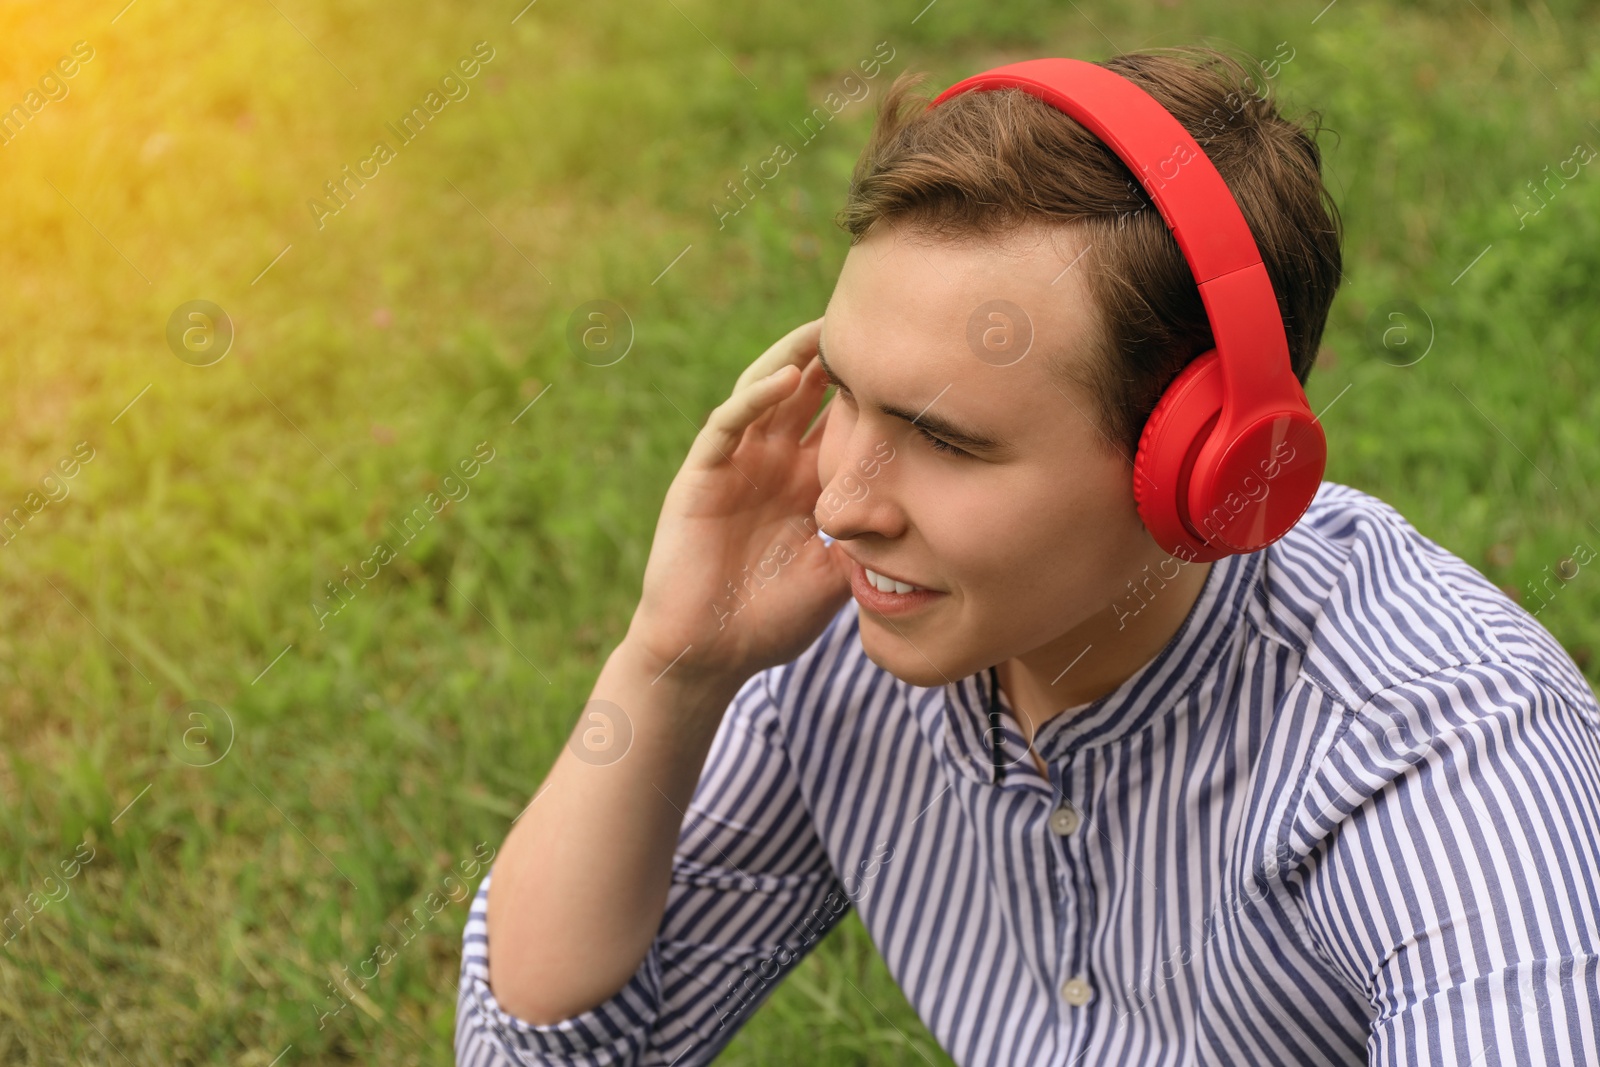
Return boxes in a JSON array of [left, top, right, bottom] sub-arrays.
[[833, 44, 1344, 463]]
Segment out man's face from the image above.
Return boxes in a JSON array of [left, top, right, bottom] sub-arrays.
[[813, 220, 1173, 687]]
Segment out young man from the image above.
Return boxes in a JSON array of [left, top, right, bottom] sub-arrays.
[[456, 46, 1600, 1065]]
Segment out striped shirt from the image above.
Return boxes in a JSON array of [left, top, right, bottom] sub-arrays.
[[455, 480, 1600, 1065]]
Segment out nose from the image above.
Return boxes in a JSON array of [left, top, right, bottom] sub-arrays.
[[814, 423, 903, 542]]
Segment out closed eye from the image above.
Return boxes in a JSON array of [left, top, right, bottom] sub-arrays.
[[916, 427, 970, 458], [833, 384, 973, 459]]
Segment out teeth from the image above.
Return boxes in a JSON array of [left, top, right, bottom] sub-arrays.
[[865, 567, 923, 595]]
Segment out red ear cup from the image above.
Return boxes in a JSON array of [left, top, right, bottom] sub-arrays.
[[1134, 351, 1327, 561], [1133, 350, 1229, 562], [1187, 404, 1325, 553]]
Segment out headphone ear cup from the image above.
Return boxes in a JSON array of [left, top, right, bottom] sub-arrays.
[[1133, 350, 1227, 563]]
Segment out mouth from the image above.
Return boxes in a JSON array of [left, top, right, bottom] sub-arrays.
[[846, 559, 947, 617]]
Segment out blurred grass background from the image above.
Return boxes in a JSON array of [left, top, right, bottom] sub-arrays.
[[1, 0, 1597, 1062]]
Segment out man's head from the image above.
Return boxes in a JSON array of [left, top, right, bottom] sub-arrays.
[[811, 45, 1343, 688]]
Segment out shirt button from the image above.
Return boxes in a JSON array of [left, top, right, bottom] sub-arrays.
[[1049, 803, 1081, 836], [1060, 975, 1094, 1006]]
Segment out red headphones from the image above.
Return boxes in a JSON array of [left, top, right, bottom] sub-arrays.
[[927, 58, 1327, 563]]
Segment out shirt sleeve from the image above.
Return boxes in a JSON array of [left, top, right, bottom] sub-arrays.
[[455, 668, 853, 1066], [1288, 663, 1600, 1065]]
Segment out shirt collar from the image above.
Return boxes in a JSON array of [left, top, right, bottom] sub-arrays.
[[935, 547, 1263, 785]]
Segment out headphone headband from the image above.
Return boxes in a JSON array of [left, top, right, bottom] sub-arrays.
[[926, 58, 1327, 561]]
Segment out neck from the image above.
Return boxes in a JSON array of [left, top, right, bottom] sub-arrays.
[[997, 558, 1214, 744]]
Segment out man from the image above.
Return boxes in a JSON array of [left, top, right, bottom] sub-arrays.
[[457, 46, 1600, 1065]]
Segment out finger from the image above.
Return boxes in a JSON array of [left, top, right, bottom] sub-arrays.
[[690, 364, 800, 467], [733, 317, 824, 393], [751, 352, 822, 438], [767, 353, 832, 439], [798, 391, 832, 449], [749, 353, 813, 436], [747, 396, 784, 438], [736, 319, 825, 438]]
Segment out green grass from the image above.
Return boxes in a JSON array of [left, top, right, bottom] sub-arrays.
[[1, 0, 1596, 1062]]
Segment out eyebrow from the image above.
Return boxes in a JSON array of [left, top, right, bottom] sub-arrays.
[[816, 333, 1009, 455]]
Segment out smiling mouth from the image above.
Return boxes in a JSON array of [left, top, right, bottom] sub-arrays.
[[848, 560, 946, 617], [863, 566, 931, 594]]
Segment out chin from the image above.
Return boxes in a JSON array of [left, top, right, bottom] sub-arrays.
[[856, 619, 963, 689]]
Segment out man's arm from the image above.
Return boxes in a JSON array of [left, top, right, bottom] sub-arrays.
[[480, 638, 745, 1027], [1290, 663, 1600, 1065], [455, 652, 853, 1066]]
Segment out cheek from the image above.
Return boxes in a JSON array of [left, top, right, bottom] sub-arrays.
[[943, 478, 1097, 593]]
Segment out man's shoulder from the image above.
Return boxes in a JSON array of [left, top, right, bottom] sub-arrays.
[[1245, 485, 1600, 909], [1259, 481, 1595, 716]]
